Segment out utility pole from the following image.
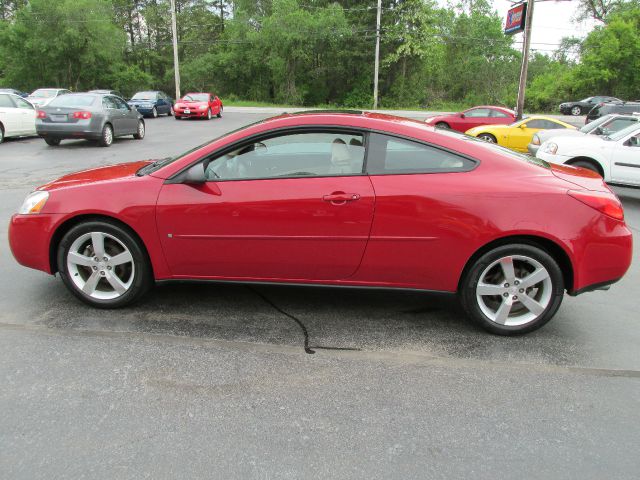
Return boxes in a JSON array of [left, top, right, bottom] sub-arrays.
[[515, 0, 535, 120], [373, 0, 382, 109], [170, 0, 181, 100]]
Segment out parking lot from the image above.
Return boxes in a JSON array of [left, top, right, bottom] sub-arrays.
[[1, 110, 639, 479]]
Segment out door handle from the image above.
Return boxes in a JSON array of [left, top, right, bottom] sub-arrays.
[[323, 192, 360, 204]]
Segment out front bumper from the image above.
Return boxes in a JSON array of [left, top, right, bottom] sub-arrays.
[[8, 213, 69, 274], [129, 106, 155, 115], [175, 108, 209, 118]]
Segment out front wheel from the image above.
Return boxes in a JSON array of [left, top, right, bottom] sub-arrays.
[[570, 160, 602, 176], [151, 107, 158, 118], [0, 124, 4, 144], [168, 105, 174, 116], [57, 221, 152, 308], [206, 108, 212, 120], [477, 133, 496, 143], [571, 106, 582, 116], [460, 244, 564, 335], [435, 122, 449, 129], [133, 120, 145, 140], [217, 106, 223, 118]]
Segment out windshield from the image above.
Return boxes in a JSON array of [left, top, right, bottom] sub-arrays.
[[48, 95, 96, 108], [508, 118, 528, 127], [30, 89, 58, 98], [580, 114, 613, 133], [182, 94, 209, 102], [131, 92, 157, 100], [606, 123, 640, 141]]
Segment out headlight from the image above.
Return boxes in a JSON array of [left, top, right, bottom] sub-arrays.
[[200, 105, 208, 110], [19, 191, 49, 214], [532, 134, 540, 145], [544, 142, 558, 155]]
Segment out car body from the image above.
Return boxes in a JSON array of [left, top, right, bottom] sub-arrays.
[[27, 88, 72, 107], [89, 89, 125, 99], [0, 92, 37, 143], [36, 92, 145, 147], [424, 106, 515, 132], [174, 93, 223, 120], [585, 101, 640, 123], [127, 91, 173, 118], [8, 112, 632, 335], [559, 96, 621, 116], [466, 116, 576, 153], [536, 123, 640, 186], [527, 113, 640, 156], [0, 88, 29, 98]]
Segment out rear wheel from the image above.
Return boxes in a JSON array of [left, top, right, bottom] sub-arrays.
[[460, 244, 564, 335], [571, 105, 582, 116], [44, 137, 61, 146], [0, 123, 4, 144], [98, 124, 113, 147], [478, 133, 497, 143], [133, 120, 145, 140], [57, 221, 152, 308], [435, 122, 449, 129]]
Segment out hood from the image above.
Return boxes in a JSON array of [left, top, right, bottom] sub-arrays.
[[549, 134, 606, 150], [548, 162, 609, 192], [37, 161, 152, 191]]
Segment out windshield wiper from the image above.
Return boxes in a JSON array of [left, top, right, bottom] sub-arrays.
[[136, 157, 172, 176]]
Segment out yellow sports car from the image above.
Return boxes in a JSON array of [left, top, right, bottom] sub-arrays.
[[465, 116, 576, 153]]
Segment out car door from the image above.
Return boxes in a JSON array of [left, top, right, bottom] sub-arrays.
[[457, 107, 493, 131], [610, 132, 640, 185], [505, 119, 546, 151], [112, 96, 138, 133], [102, 96, 125, 135], [157, 92, 170, 114], [0, 94, 20, 136], [12, 96, 36, 134], [155, 129, 375, 280]]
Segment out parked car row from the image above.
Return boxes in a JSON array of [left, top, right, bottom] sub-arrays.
[[0, 87, 224, 146]]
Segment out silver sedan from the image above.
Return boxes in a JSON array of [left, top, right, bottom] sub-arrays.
[[36, 93, 145, 147]]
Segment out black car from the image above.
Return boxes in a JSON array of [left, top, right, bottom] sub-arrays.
[[585, 101, 640, 123], [559, 96, 621, 116]]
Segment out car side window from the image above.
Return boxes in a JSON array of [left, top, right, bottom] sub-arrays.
[[14, 97, 34, 109], [0, 94, 15, 108], [625, 134, 640, 147], [465, 108, 491, 118], [491, 110, 510, 118], [204, 131, 365, 180], [367, 133, 476, 175], [525, 119, 563, 129], [112, 96, 129, 110], [102, 96, 118, 109]]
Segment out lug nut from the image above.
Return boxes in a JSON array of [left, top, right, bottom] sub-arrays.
[[512, 296, 518, 300], [92, 266, 98, 271], [504, 283, 510, 287], [103, 257, 108, 261], [94, 257, 99, 262], [107, 266, 112, 270], [503, 293, 509, 297], [519, 288, 524, 293], [514, 280, 520, 285], [100, 271, 105, 276]]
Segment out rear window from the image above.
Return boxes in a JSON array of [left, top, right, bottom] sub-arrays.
[[30, 89, 58, 98], [48, 95, 97, 108], [132, 92, 157, 100]]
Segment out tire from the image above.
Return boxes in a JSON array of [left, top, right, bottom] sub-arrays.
[[460, 244, 564, 335], [133, 120, 145, 140], [217, 106, 223, 118], [478, 133, 497, 143], [205, 108, 212, 120], [435, 122, 450, 129], [98, 124, 113, 147], [571, 106, 582, 116], [570, 159, 602, 177], [151, 107, 158, 118], [0, 123, 4, 144], [44, 137, 61, 146], [174, 115, 181, 120], [57, 220, 152, 308], [168, 105, 174, 117]]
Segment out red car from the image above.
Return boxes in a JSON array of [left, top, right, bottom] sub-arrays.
[[8, 112, 632, 335], [174, 92, 223, 120], [425, 106, 516, 132]]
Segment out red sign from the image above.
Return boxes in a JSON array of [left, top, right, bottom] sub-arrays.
[[505, 3, 527, 35]]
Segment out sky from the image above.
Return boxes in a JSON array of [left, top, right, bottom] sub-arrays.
[[491, 0, 599, 53]]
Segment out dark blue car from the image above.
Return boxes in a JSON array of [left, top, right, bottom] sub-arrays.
[[127, 91, 174, 118]]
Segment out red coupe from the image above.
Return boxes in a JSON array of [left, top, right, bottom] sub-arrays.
[[174, 93, 223, 120], [9, 112, 632, 335], [425, 106, 516, 132]]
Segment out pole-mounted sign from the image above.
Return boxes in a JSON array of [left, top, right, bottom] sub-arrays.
[[505, 3, 527, 35]]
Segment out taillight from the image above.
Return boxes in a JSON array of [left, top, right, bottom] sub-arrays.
[[568, 190, 624, 220], [72, 111, 92, 119], [37, 110, 46, 119]]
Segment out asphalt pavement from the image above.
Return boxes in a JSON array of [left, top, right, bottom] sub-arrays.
[[0, 110, 638, 479]]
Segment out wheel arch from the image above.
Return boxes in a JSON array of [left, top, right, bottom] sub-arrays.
[[457, 234, 574, 293], [49, 213, 154, 278], [565, 156, 606, 178]]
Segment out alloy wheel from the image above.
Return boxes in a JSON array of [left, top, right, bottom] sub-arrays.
[[475, 255, 552, 326], [571, 106, 582, 116], [152, 107, 158, 118], [137, 121, 145, 139], [66, 232, 135, 300], [478, 134, 496, 143]]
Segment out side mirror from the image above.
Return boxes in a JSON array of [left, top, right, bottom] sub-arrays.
[[520, 124, 527, 129], [460, 113, 465, 118], [182, 163, 206, 184]]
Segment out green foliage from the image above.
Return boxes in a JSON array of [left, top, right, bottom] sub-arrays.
[[0, 0, 638, 110]]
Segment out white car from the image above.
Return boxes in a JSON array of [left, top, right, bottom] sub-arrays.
[[537, 123, 640, 186], [0, 92, 37, 144], [26, 88, 71, 108]]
